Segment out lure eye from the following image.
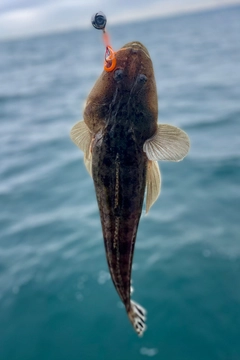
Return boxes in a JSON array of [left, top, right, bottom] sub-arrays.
[[113, 69, 124, 82], [137, 74, 147, 84], [91, 11, 107, 30]]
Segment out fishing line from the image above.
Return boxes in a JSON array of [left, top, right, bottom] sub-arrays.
[[91, 11, 116, 72]]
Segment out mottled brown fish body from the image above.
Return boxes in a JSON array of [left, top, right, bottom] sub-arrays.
[[92, 124, 147, 309], [85, 42, 158, 312], [70, 40, 190, 336]]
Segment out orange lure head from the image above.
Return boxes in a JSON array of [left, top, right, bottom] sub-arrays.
[[91, 11, 117, 72]]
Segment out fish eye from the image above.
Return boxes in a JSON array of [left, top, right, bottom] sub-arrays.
[[137, 74, 147, 84], [91, 11, 107, 30], [113, 69, 124, 82]]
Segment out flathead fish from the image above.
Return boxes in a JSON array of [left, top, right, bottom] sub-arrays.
[[70, 41, 190, 336]]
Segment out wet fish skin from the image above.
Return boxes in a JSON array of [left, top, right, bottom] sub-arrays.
[[92, 123, 147, 308], [70, 41, 190, 336], [88, 42, 157, 332]]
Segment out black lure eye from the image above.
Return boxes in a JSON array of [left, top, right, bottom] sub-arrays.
[[91, 11, 107, 30], [114, 69, 124, 82], [137, 74, 147, 84]]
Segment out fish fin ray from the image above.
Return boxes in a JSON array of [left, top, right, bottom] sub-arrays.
[[143, 124, 190, 162], [128, 300, 147, 337], [146, 160, 161, 213], [70, 120, 92, 153], [70, 120, 93, 176], [84, 151, 92, 177]]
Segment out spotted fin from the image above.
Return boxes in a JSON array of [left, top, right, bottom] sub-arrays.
[[70, 120, 93, 176], [146, 160, 161, 213], [128, 300, 147, 337], [143, 124, 190, 162]]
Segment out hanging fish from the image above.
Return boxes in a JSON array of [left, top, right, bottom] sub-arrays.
[[70, 12, 190, 336]]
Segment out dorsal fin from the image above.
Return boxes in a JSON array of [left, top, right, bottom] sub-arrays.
[[146, 160, 161, 213], [143, 124, 190, 162]]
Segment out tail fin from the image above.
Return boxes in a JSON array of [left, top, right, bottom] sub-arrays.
[[127, 300, 147, 336]]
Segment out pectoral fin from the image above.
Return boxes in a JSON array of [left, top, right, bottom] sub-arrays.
[[143, 124, 190, 162], [70, 120, 93, 177], [146, 160, 161, 213], [70, 120, 92, 153]]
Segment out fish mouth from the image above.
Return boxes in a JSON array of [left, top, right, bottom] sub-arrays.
[[120, 41, 150, 59]]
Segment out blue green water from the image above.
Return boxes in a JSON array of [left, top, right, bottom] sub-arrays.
[[1, 6, 240, 360]]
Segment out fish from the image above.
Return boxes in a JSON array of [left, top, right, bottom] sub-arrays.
[[70, 41, 190, 336]]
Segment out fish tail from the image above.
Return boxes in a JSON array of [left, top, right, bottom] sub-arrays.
[[127, 300, 147, 336]]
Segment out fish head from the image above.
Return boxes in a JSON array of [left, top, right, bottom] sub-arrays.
[[113, 41, 155, 91], [84, 41, 158, 137]]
